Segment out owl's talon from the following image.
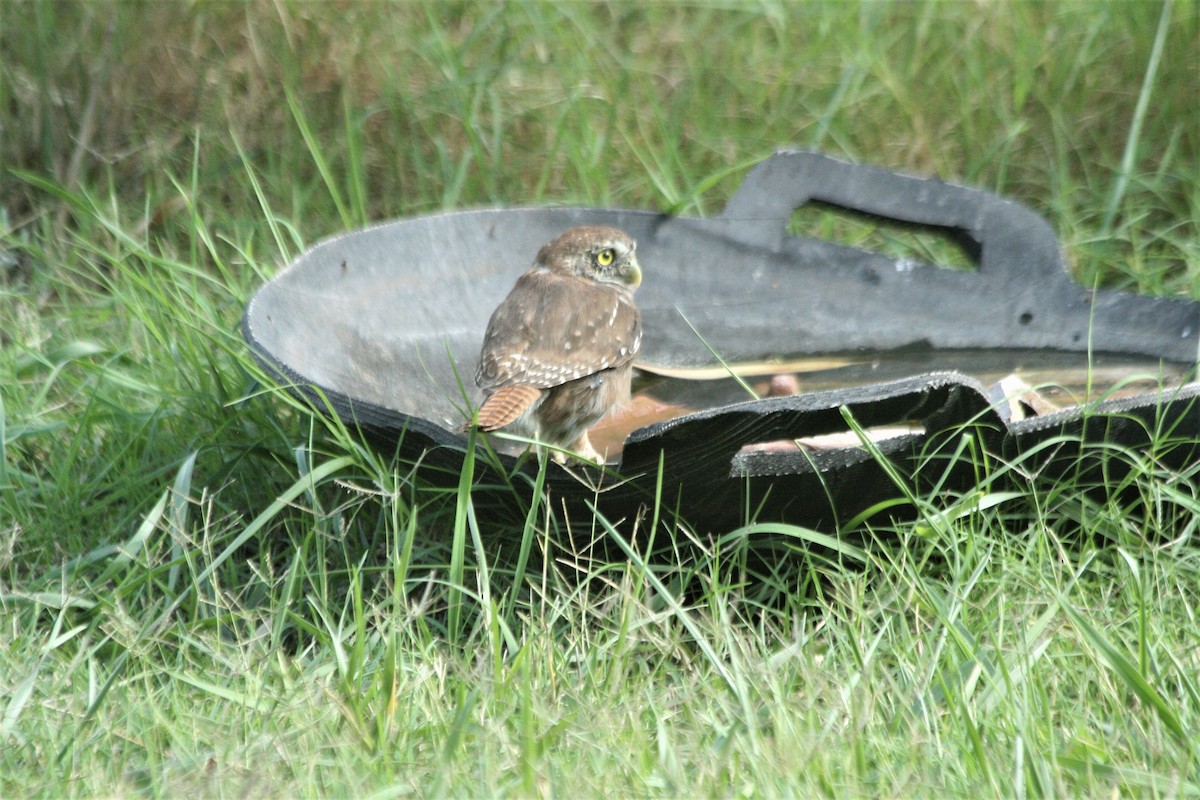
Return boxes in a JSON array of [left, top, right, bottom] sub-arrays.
[[567, 432, 604, 465], [548, 446, 602, 467]]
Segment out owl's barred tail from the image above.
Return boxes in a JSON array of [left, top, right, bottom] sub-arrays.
[[475, 384, 543, 431]]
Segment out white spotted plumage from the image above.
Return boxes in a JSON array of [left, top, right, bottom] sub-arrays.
[[472, 226, 644, 463]]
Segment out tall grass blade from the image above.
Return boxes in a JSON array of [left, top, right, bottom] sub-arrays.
[[166, 450, 198, 593], [286, 85, 352, 229], [150, 454, 356, 632], [448, 431, 478, 643], [1101, 0, 1173, 232], [1054, 588, 1191, 751]]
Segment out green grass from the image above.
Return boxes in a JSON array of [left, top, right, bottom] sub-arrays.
[[2, 0, 1198, 796]]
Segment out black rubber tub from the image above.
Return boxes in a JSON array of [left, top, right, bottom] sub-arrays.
[[243, 151, 1199, 531]]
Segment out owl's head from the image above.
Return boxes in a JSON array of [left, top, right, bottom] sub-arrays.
[[535, 226, 642, 291]]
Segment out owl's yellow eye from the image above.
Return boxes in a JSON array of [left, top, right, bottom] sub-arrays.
[[596, 248, 615, 267]]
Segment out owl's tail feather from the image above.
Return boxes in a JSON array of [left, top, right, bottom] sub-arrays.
[[474, 385, 543, 431]]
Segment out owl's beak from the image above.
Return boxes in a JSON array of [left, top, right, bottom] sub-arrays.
[[623, 256, 643, 289]]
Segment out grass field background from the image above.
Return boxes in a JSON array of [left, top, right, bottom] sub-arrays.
[[2, 1, 1198, 796]]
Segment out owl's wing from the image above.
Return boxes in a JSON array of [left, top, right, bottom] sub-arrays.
[[476, 270, 642, 392]]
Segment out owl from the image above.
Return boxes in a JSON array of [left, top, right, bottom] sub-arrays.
[[473, 226, 643, 463]]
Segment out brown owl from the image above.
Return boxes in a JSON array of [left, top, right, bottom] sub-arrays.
[[473, 226, 643, 463]]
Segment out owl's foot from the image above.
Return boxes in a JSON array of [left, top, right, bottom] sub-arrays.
[[552, 432, 604, 465]]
